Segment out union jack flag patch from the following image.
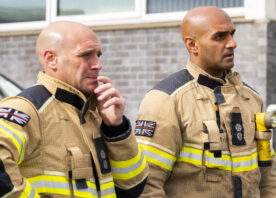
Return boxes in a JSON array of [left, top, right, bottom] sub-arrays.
[[0, 107, 31, 126], [135, 120, 156, 137]]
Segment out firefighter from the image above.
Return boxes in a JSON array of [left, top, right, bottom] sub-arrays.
[[135, 6, 276, 197], [0, 21, 148, 197]]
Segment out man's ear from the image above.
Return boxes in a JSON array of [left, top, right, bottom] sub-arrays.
[[184, 37, 198, 55], [43, 50, 58, 70]]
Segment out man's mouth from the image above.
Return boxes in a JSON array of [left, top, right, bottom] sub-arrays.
[[86, 74, 98, 79], [223, 53, 234, 59]]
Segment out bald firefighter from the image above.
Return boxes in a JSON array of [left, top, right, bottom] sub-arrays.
[[135, 6, 276, 198], [0, 21, 148, 197]]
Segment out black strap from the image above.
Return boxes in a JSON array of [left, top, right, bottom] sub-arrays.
[[101, 116, 132, 142], [93, 137, 111, 174], [79, 95, 92, 124], [230, 111, 246, 146], [115, 177, 147, 198], [55, 88, 84, 111], [232, 176, 242, 198], [258, 160, 272, 167], [91, 154, 101, 192], [75, 179, 88, 190], [214, 86, 225, 105], [197, 74, 223, 90], [0, 160, 13, 197]]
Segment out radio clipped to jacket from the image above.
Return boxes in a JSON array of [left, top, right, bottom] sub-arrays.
[[255, 111, 276, 167]]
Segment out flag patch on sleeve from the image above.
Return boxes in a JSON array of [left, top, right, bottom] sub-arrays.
[[0, 107, 31, 126], [135, 120, 156, 137]]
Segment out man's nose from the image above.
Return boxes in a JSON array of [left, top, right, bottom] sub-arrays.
[[90, 63, 102, 70], [90, 57, 102, 70], [226, 36, 237, 49]]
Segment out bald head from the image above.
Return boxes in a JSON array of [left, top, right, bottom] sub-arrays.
[[36, 21, 97, 68], [181, 6, 232, 41], [180, 6, 236, 77]]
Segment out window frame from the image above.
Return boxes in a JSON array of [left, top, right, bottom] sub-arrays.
[[0, 0, 246, 32], [0, 0, 51, 32]]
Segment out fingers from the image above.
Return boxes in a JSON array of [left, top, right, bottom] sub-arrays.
[[94, 76, 125, 126], [97, 76, 112, 84], [100, 96, 125, 109], [94, 75, 113, 95], [94, 83, 112, 96], [94, 75, 123, 107]]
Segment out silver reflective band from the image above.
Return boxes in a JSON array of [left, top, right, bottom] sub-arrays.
[[179, 151, 202, 161], [0, 124, 24, 148], [205, 156, 231, 167], [111, 153, 145, 174], [32, 180, 97, 196], [144, 150, 174, 167], [232, 158, 258, 168]]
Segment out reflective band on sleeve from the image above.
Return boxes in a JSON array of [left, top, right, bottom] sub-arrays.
[[140, 143, 176, 171], [0, 120, 27, 164], [20, 180, 39, 198], [232, 152, 258, 172], [178, 146, 203, 166], [110, 146, 147, 180], [27, 175, 116, 198], [178, 146, 258, 173]]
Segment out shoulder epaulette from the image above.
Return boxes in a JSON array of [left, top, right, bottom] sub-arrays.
[[18, 85, 52, 110], [152, 69, 194, 95], [243, 82, 259, 95]]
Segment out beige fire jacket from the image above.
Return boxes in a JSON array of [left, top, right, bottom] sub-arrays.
[[135, 61, 276, 198], [0, 72, 148, 198]]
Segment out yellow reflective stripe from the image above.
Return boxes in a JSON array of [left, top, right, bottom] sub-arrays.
[[100, 180, 114, 190], [20, 180, 39, 198], [178, 146, 258, 172], [100, 181, 116, 198], [110, 146, 147, 180], [102, 194, 116, 198], [205, 151, 232, 171], [181, 146, 203, 155], [111, 157, 146, 180], [140, 143, 176, 171], [178, 146, 202, 166], [232, 152, 258, 172], [27, 175, 116, 197], [110, 146, 143, 168], [232, 152, 257, 162], [0, 120, 26, 164], [111, 153, 147, 180], [29, 175, 71, 196]]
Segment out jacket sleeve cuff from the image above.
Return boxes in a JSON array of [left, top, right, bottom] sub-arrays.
[[101, 116, 132, 142]]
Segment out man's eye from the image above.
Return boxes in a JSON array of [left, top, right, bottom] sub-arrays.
[[82, 52, 91, 57], [214, 33, 226, 40], [97, 52, 102, 57]]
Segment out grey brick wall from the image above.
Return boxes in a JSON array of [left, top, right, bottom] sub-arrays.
[[234, 22, 267, 102], [267, 22, 276, 105], [0, 21, 272, 122], [0, 35, 40, 87]]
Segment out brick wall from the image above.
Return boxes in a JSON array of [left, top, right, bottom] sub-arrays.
[[267, 22, 276, 105], [0, 35, 40, 87], [0, 21, 271, 122]]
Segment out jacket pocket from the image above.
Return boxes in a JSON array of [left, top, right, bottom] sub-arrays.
[[66, 146, 93, 180]]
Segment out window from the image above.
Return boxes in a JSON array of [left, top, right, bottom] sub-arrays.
[[57, 0, 135, 16], [0, 0, 45, 23], [0, 0, 248, 32], [147, 0, 244, 14]]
